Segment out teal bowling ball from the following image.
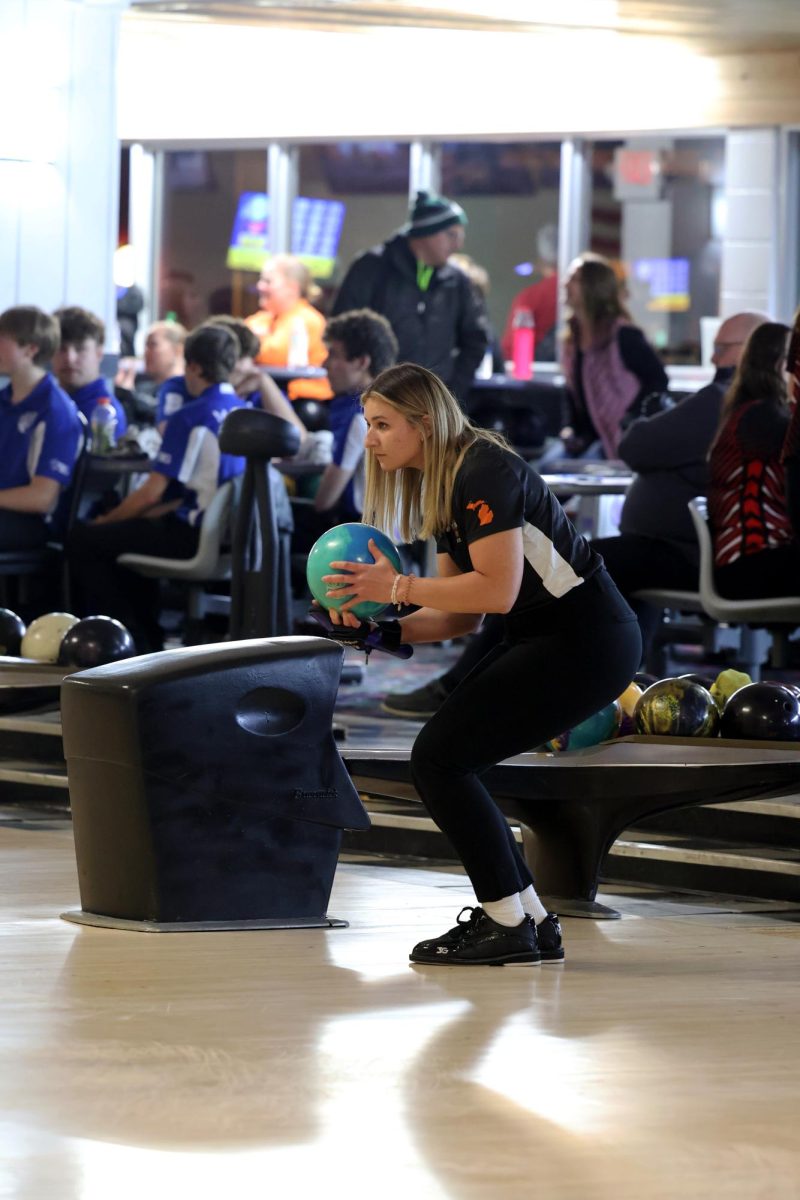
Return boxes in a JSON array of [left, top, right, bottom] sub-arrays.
[[306, 523, 403, 620], [547, 700, 621, 752]]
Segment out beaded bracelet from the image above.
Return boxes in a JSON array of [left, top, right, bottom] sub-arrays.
[[397, 573, 417, 607]]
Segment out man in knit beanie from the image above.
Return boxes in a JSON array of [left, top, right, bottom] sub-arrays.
[[332, 190, 488, 401]]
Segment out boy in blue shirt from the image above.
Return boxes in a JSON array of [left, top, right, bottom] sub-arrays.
[[0, 306, 83, 550], [154, 316, 306, 442], [314, 309, 397, 521], [291, 309, 397, 560], [53, 306, 129, 439], [69, 324, 246, 651]]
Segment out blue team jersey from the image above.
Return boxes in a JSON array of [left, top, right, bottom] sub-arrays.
[[0, 373, 82, 491], [156, 375, 243, 425], [156, 374, 190, 425], [69, 377, 128, 438], [154, 382, 247, 525]]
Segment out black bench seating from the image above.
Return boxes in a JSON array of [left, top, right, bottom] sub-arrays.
[[342, 736, 800, 918]]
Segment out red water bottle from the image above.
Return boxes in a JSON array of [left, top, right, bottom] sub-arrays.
[[511, 308, 535, 380]]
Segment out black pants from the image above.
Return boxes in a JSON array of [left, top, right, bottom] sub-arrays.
[[591, 533, 698, 653], [715, 544, 800, 599], [0, 511, 48, 552], [441, 614, 504, 691], [409, 571, 642, 902], [69, 516, 200, 652]]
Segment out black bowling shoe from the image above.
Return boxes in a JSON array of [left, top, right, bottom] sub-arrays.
[[534, 912, 565, 962], [410, 906, 541, 967]]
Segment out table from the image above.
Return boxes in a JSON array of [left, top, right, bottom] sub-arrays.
[[264, 366, 326, 388], [83, 452, 153, 508], [541, 464, 633, 539], [541, 470, 633, 498]]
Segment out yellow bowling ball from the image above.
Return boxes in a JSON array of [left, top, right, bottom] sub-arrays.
[[618, 682, 643, 717], [617, 681, 643, 735], [20, 612, 80, 662]]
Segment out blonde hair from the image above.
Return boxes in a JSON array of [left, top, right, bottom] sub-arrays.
[[148, 319, 187, 347], [269, 254, 322, 306], [361, 363, 510, 543]]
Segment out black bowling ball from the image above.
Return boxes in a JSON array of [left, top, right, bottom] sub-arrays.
[[58, 616, 136, 670], [0, 608, 26, 657], [633, 671, 661, 690], [719, 682, 800, 742], [292, 398, 330, 433]]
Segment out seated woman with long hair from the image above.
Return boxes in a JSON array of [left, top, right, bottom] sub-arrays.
[[708, 320, 800, 598]]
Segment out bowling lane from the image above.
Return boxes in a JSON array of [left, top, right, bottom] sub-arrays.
[[1, 812, 800, 1200]]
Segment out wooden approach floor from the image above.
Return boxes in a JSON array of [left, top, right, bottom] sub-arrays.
[[1, 810, 799, 1200]]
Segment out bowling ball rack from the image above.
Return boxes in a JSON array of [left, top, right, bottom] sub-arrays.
[[342, 737, 800, 918], [3, 655, 800, 920]]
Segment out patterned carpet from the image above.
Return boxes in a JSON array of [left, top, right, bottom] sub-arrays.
[[334, 640, 461, 715]]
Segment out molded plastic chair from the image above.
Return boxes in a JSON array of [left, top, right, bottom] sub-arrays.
[[117, 478, 235, 623], [688, 496, 800, 627], [634, 497, 800, 678]]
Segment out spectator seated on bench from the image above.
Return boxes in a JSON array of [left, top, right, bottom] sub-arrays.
[[635, 322, 800, 678], [289, 309, 398, 561], [0, 305, 83, 554], [590, 311, 768, 658], [68, 324, 248, 653], [53, 306, 129, 437]]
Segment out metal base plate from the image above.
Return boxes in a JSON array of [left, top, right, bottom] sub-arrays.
[[60, 910, 349, 933], [544, 897, 622, 920]]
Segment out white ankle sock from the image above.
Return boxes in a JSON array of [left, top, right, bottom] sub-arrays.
[[481, 893, 526, 927], [519, 885, 549, 925]]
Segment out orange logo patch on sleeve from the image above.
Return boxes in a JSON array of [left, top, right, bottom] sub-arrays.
[[466, 499, 494, 526]]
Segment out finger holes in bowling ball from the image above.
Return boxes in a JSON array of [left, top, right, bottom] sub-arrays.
[[235, 687, 306, 737]]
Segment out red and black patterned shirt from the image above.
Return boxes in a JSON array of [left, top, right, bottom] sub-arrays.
[[708, 399, 792, 567]]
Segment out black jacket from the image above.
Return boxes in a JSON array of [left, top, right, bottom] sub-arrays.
[[332, 233, 489, 400], [618, 367, 734, 555]]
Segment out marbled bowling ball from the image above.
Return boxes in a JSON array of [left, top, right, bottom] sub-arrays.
[[548, 700, 621, 751], [719, 682, 800, 742], [634, 677, 720, 738], [306, 522, 403, 621]]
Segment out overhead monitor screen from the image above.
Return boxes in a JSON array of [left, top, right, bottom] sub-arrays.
[[227, 192, 346, 278], [633, 257, 691, 313]]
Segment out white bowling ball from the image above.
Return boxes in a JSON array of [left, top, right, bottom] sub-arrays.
[[20, 612, 80, 662]]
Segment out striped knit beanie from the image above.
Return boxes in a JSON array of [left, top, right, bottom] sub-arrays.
[[405, 191, 467, 239]]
